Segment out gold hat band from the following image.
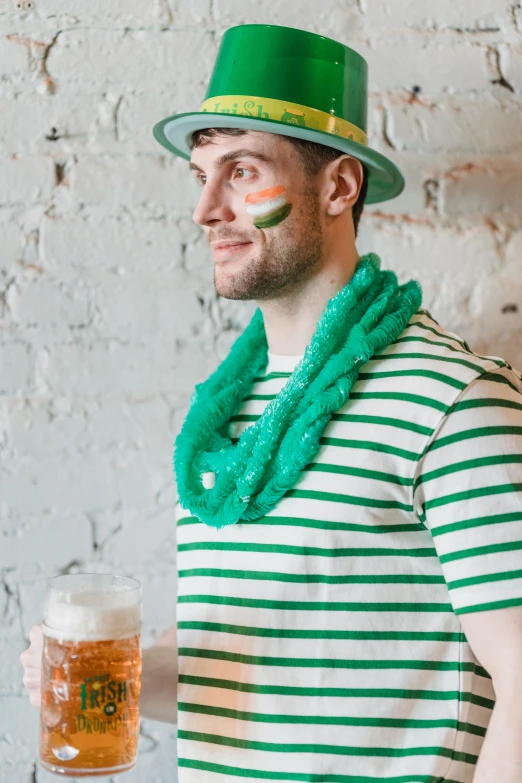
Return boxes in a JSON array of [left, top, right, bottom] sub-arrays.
[[199, 95, 368, 146]]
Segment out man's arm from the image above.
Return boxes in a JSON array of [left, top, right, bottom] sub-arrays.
[[459, 606, 522, 783], [411, 368, 522, 778], [140, 625, 178, 724]]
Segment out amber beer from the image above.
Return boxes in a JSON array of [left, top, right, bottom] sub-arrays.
[[40, 574, 142, 777]]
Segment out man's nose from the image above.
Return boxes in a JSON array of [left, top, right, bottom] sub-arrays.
[[193, 181, 236, 226]]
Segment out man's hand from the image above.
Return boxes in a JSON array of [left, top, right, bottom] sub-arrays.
[[140, 626, 178, 724], [20, 624, 44, 709], [20, 623, 178, 724]]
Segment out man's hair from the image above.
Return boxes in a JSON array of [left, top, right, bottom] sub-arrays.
[[191, 128, 369, 237]]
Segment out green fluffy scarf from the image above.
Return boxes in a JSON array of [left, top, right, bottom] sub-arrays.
[[174, 253, 422, 529]]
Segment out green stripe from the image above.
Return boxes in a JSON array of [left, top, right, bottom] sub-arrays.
[[177, 515, 420, 534], [178, 729, 478, 764], [348, 391, 447, 412], [286, 488, 413, 512], [178, 674, 494, 709], [424, 482, 522, 511], [244, 393, 277, 402], [179, 647, 478, 673], [254, 201, 293, 229], [357, 369, 466, 390], [370, 352, 485, 374], [459, 720, 489, 737], [430, 510, 522, 538], [481, 372, 522, 392], [304, 463, 413, 486], [177, 595, 452, 612], [440, 539, 522, 564], [395, 334, 470, 353], [176, 515, 201, 527], [330, 413, 433, 435], [456, 596, 522, 615], [254, 358, 473, 391], [254, 372, 292, 383], [448, 567, 522, 590], [178, 542, 438, 559], [412, 319, 509, 372], [394, 333, 491, 364], [319, 437, 420, 461], [178, 702, 487, 737], [415, 454, 522, 488], [179, 647, 487, 680], [178, 513, 421, 534], [427, 425, 522, 452], [407, 319, 468, 349], [451, 397, 522, 414], [177, 621, 465, 643], [178, 568, 446, 586], [417, 330, 505, 369], [178, 756, 466, 782]]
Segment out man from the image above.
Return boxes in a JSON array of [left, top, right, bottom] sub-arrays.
[[22, 24, 522, 783]]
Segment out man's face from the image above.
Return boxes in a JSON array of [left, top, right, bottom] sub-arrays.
[[190, 131, 324, 300]]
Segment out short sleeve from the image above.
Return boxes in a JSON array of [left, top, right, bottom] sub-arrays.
[[413, 367, 522, 615]]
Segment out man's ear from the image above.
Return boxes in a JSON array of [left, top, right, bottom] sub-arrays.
[[324, 156, 364, 217]]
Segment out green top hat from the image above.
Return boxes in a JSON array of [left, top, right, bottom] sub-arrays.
[[153, 24, 405, 204]]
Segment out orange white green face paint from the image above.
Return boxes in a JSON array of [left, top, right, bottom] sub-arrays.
[[245, 185, 293, 229]]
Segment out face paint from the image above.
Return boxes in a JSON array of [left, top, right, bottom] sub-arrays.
[[245, 185, 292, 229]]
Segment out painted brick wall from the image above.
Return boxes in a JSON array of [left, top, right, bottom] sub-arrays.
[[1, 1, 521, 780]]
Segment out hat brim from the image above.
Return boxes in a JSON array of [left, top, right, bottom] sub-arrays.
[[153, 111, 405, 205]]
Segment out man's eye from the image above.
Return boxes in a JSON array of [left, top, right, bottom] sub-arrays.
[[234, 168, 253, 180], [196, 174, 207, 185]]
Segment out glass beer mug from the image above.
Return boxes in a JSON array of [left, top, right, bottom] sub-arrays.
[[40, 574, 142, 776]]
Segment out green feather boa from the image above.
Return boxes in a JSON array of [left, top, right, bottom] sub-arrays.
[[174, 253, 422, 529]]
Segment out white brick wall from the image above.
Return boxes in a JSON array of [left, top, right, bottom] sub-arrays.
[[1, 2, 521, 781]]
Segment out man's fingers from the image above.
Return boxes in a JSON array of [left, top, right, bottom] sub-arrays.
[[21, 625, 43, 711], [22, 667, 41, 677], [29, 692, 41, 708], [23, 673, 40, 687], [29, 624, 43, 645], [20, 649, 41, 667], [20, 624, 44, 666]]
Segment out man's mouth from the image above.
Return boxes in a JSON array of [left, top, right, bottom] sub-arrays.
[[211, 240, 253, 260]]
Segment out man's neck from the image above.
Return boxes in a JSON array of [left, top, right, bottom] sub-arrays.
[[258, 249, 361, 356]]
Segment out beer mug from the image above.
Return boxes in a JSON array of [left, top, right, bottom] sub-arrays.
[[40, 574, 142, 776]]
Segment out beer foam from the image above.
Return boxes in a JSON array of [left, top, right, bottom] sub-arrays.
[[43, 588, 142, 642]]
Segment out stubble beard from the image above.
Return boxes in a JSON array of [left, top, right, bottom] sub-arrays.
[[213, 186, 324, 301]]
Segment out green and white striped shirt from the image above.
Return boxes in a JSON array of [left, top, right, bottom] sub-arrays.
[[175, 308, 522, 783]]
